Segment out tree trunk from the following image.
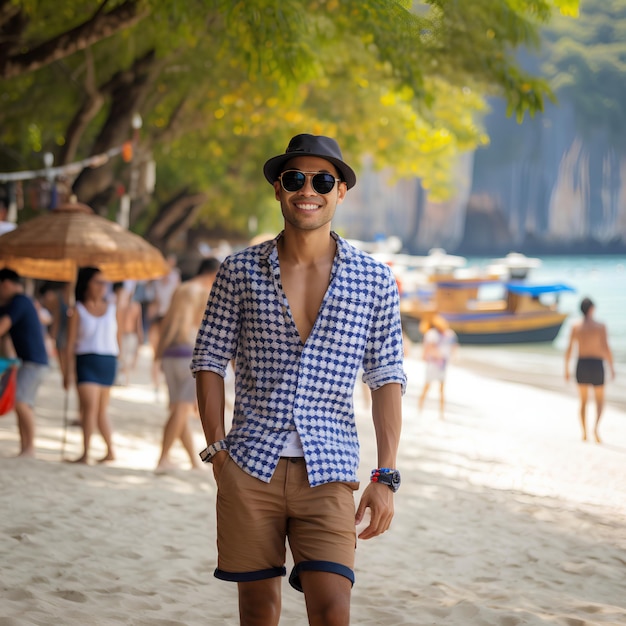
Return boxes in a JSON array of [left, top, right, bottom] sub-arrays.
[[71, 50, 156, 212], [59, 49, 105, 165], [144, 190, 208, 250]]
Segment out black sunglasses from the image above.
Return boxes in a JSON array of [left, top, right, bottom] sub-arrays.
[[279, 170, 341, 195]]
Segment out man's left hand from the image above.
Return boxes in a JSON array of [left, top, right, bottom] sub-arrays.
[[355, 482, 394, 540]]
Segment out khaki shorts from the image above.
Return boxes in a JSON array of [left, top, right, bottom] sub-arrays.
[[215, 456, 358, 592]]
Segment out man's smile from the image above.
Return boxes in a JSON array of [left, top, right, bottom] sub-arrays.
[[293, 202, 322, 211]]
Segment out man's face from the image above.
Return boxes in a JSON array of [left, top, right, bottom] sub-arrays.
[[273, 156, 347, 233]]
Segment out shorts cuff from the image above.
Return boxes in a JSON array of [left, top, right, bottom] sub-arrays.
[[289, 561, 355, 593], [214, 566, 286, 583]]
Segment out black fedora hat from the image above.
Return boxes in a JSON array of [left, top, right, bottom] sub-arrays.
[[263, 134, 357, 189]]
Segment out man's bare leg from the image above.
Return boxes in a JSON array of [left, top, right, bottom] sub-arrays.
[[301, 570, 351, 626], [156, 403, 195, 470], [577, 385, 589, 441], [15, 401, 36, 457], [237, 578, 282, 626], [180, 416, 203, 469], [592, 385, 605, 444]]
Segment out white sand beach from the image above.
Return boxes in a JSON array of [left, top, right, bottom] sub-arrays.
[[1, 345, 625, 625]]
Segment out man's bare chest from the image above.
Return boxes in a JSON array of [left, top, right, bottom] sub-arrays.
[[280, 264, 332, 343]]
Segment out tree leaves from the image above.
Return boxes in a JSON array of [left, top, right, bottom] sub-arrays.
[[543, 0, 625, 149], [0, 0, 580, 239]]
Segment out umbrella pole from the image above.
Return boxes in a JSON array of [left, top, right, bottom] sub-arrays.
[[60, 276, 75, 461]]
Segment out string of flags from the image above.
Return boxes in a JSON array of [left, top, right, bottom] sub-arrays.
[[0, 141, 133, 183]]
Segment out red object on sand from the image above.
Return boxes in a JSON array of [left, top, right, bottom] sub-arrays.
[[0, 359, 19, 416]]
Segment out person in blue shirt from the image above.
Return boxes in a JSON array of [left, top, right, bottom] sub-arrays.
[[192, 134, 406, 626], [0, 269, 49, 457]]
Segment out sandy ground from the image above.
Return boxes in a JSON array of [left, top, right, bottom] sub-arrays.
[[1, 345, 625, 625]]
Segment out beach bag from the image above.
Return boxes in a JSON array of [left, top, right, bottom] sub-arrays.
[[0, 358, 19, 416]]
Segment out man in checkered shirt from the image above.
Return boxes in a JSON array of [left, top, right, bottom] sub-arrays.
[[192, 134, 406, 626]]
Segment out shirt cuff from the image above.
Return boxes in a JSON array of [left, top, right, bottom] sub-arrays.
[[362, 365, 407, 394], [190, 358, 228, 378]]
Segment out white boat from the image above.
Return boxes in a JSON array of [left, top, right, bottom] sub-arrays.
[[487, 252, 542, 280]]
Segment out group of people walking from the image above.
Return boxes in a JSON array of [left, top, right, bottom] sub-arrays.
[[0, 258, 220, 466]]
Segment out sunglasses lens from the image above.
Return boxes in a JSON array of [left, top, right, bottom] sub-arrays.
[[280, 171, 339, 194], [312, 174, 337, 194], [281, 171, 306, 192]]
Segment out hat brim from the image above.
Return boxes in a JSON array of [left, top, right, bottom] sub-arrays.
[[263, 154, 356, 190]]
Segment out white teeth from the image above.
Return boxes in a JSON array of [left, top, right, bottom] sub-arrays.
[[295, 203, 319, 211]]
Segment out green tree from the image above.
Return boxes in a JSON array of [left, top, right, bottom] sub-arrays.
[[0, 0, 579, 247], [543, 0, 626, 149]]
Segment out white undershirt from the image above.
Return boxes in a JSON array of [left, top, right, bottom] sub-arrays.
[[279, 430, 304, 457]]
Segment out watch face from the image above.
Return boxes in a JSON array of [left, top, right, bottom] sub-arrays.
[[391, 472, 401, 491]]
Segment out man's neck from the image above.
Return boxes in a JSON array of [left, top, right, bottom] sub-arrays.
[[279, 227, 335, 265]]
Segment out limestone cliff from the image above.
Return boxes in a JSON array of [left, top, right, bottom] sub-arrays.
[[338, 97, 626, 255]]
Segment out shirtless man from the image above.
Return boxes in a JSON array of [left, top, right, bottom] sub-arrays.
[[564, 297, 615, 443], [192, 134, 405, 626], [148, 255, 181, 396], [154, 258, 219, 471]]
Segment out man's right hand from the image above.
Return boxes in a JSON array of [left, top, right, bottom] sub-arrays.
[[211, 450, 229, 483]]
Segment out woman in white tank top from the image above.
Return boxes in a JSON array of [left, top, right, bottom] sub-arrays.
[[64, 267, 122, 464]]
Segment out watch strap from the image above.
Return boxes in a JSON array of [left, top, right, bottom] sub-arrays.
[[199, 440, 228, 463], [370, 467, 401, 492]]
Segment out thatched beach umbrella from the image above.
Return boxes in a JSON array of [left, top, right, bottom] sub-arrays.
[[0, 201, 170, 459], [0, 202, 168, 282]]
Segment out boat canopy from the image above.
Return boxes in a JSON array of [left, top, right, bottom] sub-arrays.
[[435, 280, 575, 295], [505, 282, 576, 296]]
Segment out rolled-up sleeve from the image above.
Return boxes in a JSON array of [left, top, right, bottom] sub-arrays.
[[191, 259, 241, 378], [361, 267, 407, 393]]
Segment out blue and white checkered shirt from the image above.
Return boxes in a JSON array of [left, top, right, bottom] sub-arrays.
[[191, 232, 406, 487]]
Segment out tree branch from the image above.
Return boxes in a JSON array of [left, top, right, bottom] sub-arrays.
[[0, 2, 28, 57], [145, 190, 207, 243], [0, 0, 149, 79], [0, 0, 21, 31]]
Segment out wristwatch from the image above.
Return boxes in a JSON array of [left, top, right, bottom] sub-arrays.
[[370, 468, 401, 493], [199, 440, 228, 463]]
